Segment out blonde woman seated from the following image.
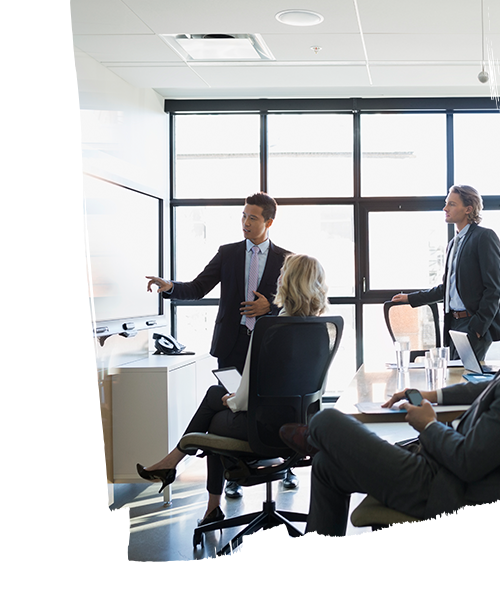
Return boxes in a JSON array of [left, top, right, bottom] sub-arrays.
[[137, 254, 329, 526]]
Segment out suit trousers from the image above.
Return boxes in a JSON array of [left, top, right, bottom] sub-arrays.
[[217, 325, 252, 374], [445, 313, 492, 362], [178, 385, 248, 495], [306, 409, 438, 536]]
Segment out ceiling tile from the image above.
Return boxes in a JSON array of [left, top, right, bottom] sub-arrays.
[[262, 33, 365, 61], [193, 64, 371, 88], [356, 0, 479, 34], [364, 34, 483, 62], [107, 65, 209, 88], [70, 0, 152, 34], [121, 0, 359, 34], [370, 64, 490, 87], [73, 34, 182, 62]]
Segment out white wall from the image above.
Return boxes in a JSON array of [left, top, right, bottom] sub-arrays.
[[74, 47, 170, 486], [75, 46, 168, 198]]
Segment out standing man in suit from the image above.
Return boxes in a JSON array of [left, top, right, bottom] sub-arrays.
[[279, 374, 500, 536], [146, 192, 297, 493], [392, 184, 500, 361]]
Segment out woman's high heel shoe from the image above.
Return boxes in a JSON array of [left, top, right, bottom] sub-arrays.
[[197, 506, 225, 527], [136, 463, 176, 493]]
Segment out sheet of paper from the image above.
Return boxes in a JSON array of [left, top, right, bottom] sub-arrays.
[[355, 402, 406, 414], [355, 402, 470, 415]]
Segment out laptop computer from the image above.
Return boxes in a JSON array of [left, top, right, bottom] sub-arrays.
[[449, 330, 498, 375]]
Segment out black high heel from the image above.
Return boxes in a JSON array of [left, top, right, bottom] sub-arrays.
[[197, 506, 225, 527], [136, 463, 176, 493]]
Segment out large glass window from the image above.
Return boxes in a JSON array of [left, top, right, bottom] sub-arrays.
[[176, 305, 219, 355], [323, 304, 356, 395], [454, 113, 500, 196], [174, 114, 260, 199], [174, 206, 242, 298], [267, 113, 353, 198], [368, 211, 447, 290], [363, 304, 397, 368], [360, 113, 447, 197], [168, 101, 500, 397], [480, 211, 500, 239], [174, 204, 356, 298], [271, 205, 355, 297]]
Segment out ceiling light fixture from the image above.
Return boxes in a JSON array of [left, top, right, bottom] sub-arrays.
[[275, 9, 324, 26], [160, 33, 275, 61], [478, 0, 489, 83]]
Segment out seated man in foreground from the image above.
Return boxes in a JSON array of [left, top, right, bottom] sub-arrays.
[[279, 375, 500, 536]]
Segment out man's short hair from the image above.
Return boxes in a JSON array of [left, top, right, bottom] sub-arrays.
[[245, 192, 277, 222], [449, 184, 483, 224]]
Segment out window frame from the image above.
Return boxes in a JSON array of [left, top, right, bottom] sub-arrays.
[[166, 98, 500, 395]]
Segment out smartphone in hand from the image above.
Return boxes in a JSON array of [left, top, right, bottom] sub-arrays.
[[405, 388, 423, 406]]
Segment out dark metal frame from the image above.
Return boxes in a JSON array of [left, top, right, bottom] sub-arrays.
[[165, 97, 500, 373]]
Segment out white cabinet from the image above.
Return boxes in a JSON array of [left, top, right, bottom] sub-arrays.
[[111, 353, 217, 487]]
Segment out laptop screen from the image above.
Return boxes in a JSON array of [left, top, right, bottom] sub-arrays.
[[449, 330, 483, 373]]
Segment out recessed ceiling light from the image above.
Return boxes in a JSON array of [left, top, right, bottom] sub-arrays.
[[178, 38, 260, 60], [160, 33, 275, 61], [275, 9, 324, 26]]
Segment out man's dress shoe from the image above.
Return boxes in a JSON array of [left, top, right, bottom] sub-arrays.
[[224, 480, 243, 498]]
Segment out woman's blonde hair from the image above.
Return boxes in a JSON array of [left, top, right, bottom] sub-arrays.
[[274, 254, 328, 317]]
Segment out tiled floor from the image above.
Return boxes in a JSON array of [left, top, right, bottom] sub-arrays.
[[113, 421, 414, 562]]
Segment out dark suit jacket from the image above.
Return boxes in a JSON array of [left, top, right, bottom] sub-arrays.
[[408, 223, 500, 341], [419, 376, 500, 518], [164, 240, 290, 361]]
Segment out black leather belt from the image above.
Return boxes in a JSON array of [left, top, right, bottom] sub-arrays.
[[240, 324, 252, 335]]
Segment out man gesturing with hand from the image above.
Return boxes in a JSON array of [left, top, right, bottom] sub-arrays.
[[147, 193, 296, 494], [147, 192, 290, 375]]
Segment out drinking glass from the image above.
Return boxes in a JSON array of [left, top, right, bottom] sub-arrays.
[[394, 339, 410, 372]]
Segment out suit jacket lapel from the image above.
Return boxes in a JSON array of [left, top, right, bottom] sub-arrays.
[[454, 222, 476, 265], [236, 240, 246, 299]]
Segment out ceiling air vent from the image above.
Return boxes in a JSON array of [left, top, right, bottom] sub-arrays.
[[160, 33, 275, 61]]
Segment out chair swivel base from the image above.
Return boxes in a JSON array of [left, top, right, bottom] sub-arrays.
[[192, 498, 306, 556]]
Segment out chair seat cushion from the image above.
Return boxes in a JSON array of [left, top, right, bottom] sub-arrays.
[[179, 432, 254, 456], [350, 495, 421, 527]]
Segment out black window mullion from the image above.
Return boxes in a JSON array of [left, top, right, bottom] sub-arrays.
[[260, 111, 268, 192]]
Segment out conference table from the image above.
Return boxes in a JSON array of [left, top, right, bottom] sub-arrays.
[[334, 362, 472, 424]]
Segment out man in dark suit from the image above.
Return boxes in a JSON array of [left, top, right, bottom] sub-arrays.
[[279, 374, 500, 536], [392, 185, 500, 361], [146, 192, 296, 493], [146, 192, 289, 373]]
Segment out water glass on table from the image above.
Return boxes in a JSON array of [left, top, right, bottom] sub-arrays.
[[424, 352, 446, 390], [428, 346, 450, 370], [394, 340, 410, 372]]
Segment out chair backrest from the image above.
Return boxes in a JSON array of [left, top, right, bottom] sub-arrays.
[[383, 301, 441, 359], [246, 315, 343, 457]]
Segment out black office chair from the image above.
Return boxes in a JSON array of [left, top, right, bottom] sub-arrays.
[[384, 301, 441, 361], [179, 315, 344, 556]]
